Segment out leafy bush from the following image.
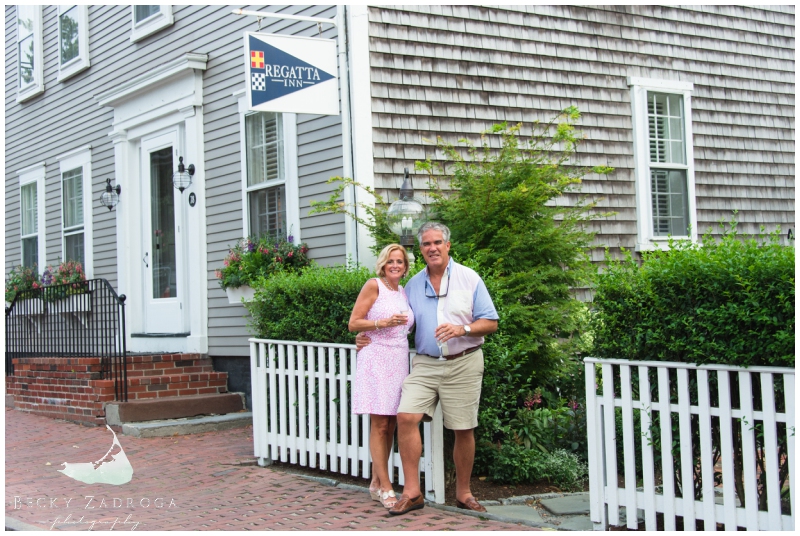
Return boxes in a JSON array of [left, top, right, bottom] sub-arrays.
[[5, 265, 41, 303], [44, 260, 86, 287], [245, 262, 423, 343], [489, 443, 588, 491], [591, 221, 795, 368], [216, 236, 311, 290]]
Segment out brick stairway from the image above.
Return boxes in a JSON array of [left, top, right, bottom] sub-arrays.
[[7, 353, 245, 427]]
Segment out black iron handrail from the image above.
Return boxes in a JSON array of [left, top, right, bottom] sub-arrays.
[[5, 278, 128, 401]]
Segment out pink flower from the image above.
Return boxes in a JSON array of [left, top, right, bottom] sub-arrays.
[[32, 283, 39, 289], [223, 260, 229, 267], [288, 251, 293, 258], [276, 257, 282, 263]]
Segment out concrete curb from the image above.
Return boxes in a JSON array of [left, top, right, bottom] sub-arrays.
[[121, 412, 253, 437], [294, 473, 586, 530]]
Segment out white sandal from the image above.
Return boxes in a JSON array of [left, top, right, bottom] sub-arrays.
[[380, 489, 397, 508], [369, 485, 381, 502]]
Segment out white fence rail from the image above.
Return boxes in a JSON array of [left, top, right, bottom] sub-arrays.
[[586, 358, 795, 531], [249, 338, 446, 503]]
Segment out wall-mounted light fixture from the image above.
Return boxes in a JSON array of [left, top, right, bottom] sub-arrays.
[[172, 156, 195, 193], [100, 178, 121, 211]]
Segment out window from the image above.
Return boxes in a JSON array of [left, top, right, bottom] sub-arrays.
[[236, 90, 299, 241], [629, 77, 697, 250], [18, 164, 46, 271], [246, 112, 286, 239], [58, 147, 93, 277], [130, 5, 173, 43], [16, 5, 43, 102], [58, 5, 89, 81]]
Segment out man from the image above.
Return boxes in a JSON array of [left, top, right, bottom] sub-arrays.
[[356, 222, 498, 515]]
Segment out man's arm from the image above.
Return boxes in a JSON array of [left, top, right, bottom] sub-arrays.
[[434, 318, 497, 344]]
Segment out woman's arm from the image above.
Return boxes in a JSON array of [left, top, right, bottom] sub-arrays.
[[348, 280, 381, 332]]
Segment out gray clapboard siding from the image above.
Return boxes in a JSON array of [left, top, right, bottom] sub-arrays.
[[205, 6, 346, 357], [366, 5, 794, 260]]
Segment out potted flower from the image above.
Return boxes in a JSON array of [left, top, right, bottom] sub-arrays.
[[44, 260, 90, 311], [5, 265, 45, 315], [216, 235, 311, 304]]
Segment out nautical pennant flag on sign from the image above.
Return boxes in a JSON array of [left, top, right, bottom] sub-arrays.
[[245, 32, 339, 116]]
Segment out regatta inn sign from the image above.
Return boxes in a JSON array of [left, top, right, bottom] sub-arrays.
[[245, 32, 339, 116]]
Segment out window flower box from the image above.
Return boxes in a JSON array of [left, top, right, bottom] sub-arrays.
[[226, 285, 256, 304]]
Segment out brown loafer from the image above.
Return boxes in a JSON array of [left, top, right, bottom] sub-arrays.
[[388, 494, 424, 515], [456, 496, 487, 513]]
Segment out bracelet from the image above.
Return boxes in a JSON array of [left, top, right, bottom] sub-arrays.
[[374, 319, 379, 330]]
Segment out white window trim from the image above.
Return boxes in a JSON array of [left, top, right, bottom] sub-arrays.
[[17, 163, 47, 273], [235, 89, 300, 241], [57, 146, 94, 278], [130, 5, 173, 43], [57, 5, 90, 82], [16, 5, 44, 103], [628, 76, 697, 251]]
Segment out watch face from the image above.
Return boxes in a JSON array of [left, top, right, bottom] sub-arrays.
[[464, 325, 471, 334]]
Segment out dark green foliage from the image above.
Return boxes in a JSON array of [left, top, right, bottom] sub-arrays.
[[488, 443, 587, 491], [245, 265, 373, 344], [417, 111, 613, 387], [591, 221, 795, 367], [246, 263, 424, 344]]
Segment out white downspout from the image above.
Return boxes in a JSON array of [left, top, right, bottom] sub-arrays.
[[337, 5, 359, 263]]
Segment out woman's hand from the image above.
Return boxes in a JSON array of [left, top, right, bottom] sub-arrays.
[[385, 313, 408, 328]]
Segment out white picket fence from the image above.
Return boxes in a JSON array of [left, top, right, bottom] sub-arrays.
[[586, 358, 795, 531], [249, 338, 446, 503]]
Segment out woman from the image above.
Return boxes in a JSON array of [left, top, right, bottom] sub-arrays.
[[349, 244, 414, 509]]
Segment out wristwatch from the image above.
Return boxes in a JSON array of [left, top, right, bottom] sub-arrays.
[[463, 325, 472, 335]]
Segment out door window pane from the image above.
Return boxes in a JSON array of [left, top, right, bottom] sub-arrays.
[[59, 6, 80, 64], [647, 92, 685, 165], [150, 147, 177, 299], [62, 168, 83, 229], [64, 232, 84, 265], [246, 112, 283, 187], [134, 6, 160, 23], [249, 186, 286, 240], [651, 169, 689, 236]]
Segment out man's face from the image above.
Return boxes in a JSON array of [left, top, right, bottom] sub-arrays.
[[420, 229, 450, 270]]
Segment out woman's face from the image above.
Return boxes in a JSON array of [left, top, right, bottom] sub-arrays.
[[383, 250, 406, 281]]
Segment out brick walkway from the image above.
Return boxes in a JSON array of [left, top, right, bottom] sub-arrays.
[[5, 408, 539, 531]]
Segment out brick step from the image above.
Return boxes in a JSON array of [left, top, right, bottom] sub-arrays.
[[105, 393, 245, 425], [126, 372, 229, 400]]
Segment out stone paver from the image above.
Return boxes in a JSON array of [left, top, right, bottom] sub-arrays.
[[5, 408, 539, 531], [539, 493, 590, 516]]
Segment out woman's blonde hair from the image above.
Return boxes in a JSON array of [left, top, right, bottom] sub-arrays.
[[375, 244, 409, 277]]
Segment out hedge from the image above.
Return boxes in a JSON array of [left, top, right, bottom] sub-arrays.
[[590, 226, 794, 368]]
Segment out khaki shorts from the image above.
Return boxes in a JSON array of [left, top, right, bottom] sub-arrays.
[[397, 348, 484, 430]]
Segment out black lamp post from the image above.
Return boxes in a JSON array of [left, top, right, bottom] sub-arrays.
[[387, 168, 426, 261]]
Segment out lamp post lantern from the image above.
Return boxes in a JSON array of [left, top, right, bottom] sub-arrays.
[[387, 167, 426, 262]]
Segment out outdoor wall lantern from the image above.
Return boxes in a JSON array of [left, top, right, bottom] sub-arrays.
[[172, 156, 195, 193], [99, 178, 121, 211], [387, 167, 427, 262]]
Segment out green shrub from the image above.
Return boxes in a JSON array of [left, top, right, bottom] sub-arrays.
[[246, 262, 423, 343], [591, 221, 795, 368], [489, 444, 588, 490]]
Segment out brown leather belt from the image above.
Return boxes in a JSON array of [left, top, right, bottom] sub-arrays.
[[444, 345, 482, 360]]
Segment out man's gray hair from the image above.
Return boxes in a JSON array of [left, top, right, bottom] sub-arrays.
[[417, 221, 451, 244]]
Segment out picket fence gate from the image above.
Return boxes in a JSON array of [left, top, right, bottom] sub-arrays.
[[249, 338, 446, 504], [586, 358, 795, 531]]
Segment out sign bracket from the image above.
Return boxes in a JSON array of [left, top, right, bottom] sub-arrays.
[[232, 9, 337, 28]]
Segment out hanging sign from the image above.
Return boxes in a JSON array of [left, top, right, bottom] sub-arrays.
[[245, 32, 339, 116]]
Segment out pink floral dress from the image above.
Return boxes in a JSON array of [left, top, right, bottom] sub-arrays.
[[352, 279, 415, 415]]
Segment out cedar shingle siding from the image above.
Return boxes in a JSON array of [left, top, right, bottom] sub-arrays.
[[367, 5, 795, 260]]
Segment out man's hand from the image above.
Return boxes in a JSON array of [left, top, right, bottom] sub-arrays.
[[355, 332, 371, 351]]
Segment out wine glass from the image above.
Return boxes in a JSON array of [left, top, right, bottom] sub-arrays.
[[399, 309, 409, 335]]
